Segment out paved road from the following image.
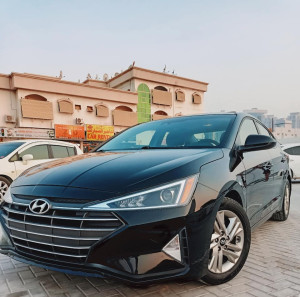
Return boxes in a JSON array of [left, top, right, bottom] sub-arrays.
[[0, 184, 300, 297]]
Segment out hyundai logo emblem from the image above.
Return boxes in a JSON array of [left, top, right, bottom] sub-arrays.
[[29, 199, 51, 214]]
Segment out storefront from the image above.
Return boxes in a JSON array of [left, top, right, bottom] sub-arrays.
[[0, 124, 115, 153]]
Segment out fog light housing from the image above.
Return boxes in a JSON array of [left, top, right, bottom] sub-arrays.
[[0, 222, 12, 247], [162, 234, 182, 263]]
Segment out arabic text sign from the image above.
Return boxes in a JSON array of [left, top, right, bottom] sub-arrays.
[[86, 124, 114, 141]]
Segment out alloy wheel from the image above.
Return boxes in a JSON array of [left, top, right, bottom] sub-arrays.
[[284, 183, 290, 217], [0, 180, 9, 202], [208, 210, 244, 274]]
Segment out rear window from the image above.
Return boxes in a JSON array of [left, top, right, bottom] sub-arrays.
[[0, 142, 24, 159], [67, 147, 76, 156], [51, 146, 69, 158]]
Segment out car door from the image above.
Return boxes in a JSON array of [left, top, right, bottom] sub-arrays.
[[255, 121, 286, 200], [236, 118, 273, 227], [285, 146, 300, 178], [14, 144, 51, 177]]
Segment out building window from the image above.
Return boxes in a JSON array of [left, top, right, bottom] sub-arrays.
[[152, 86, 172, 106], [175, 90, 185, 102], [75, 104, 81, 111], [95, 104, 109, 117], [24, 94, 47, 101], [58, 99, 73, 114], [21, 94, 53, 120], [87, 106, 93, 112], [113, 106, 137, 127], [152, 110, 169, 121], [154, 86, 168, 91], [192, 93, 202, 104]]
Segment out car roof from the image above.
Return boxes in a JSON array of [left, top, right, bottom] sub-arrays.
[[3, 139, 77, 146]]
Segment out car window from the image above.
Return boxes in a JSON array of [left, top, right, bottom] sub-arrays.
[[285, 146, 300, 156], [19, 145, 49, 160], [294, 146, 300, 155], [0, 142, 24, 159], [284, 147, 294, 155], [98, 114, 236, 151], [51, 145, 69, 158], [256, 122, 272, 137], [235, 118, 258, 146], [67, 147, 76, 156]]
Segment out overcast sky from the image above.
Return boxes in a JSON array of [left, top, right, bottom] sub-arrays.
[[1, 0, 299, 118]]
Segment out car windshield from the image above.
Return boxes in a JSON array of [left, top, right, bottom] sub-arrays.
[[0, 142, 25, 159], [97, 114, 236, 151]]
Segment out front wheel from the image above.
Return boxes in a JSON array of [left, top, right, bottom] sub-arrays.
[[0, 176, 11, 203], [201, 198, 251, 285]]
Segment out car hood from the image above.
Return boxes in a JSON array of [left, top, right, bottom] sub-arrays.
[[11, 149, 223, 200]]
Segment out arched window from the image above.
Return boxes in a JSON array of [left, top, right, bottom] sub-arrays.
[[115, 105, 133, 112], [58, 98, 73, 114], [21, 94, 53, 120], [152, 86, 172, 106], [154, 86, 168, 91], [95, 104, 109, 117], [192, 93, 202, 104], [25, 94, 47, 101], [113, 106, 137, 127], [175, 90, 185, 102], [152, 110, 169, 121]]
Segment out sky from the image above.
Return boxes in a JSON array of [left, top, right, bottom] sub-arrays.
[[0, 0, 299, 118]]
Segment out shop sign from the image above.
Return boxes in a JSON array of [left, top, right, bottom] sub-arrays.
[[86, 124, 114, 141], [55, 124, 85, 140], [0, 127, 55, 139]]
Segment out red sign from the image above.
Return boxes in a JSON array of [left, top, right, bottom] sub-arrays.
[[55, 124, 85, 140]]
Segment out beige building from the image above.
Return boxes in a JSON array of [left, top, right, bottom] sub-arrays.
[[0, 66, 208, 151]]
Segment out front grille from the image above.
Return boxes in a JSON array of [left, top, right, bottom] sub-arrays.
[[1, 202, 124, 264]]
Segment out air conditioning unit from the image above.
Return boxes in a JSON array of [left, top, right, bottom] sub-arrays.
[[5, 115, 16, 123], [75, 118, 84, 125]]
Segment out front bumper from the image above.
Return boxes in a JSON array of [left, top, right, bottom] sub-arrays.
[[0, 197, 217, 284]]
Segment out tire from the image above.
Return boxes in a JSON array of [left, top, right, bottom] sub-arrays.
[[272, 181, 291, 221], [201, 197, 251, 285], [0, 176, 11, 203]]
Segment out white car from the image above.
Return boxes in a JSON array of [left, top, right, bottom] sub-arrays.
[[0, 140, 83, 199], [281, 143, 300, 180]]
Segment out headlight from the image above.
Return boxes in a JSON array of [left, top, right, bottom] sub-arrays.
[[2, 187, 12, 204], [88, 174, 199, 210]]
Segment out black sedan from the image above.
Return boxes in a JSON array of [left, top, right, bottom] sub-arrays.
[[0, 113, 291, 285]]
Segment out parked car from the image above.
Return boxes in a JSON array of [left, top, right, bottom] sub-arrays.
[[281, 143, 300, 180], [0, 140, 82, 200], [0, 113, 291, 285]]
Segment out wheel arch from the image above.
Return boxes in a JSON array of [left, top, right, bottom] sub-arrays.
[[0, 175, 13, 184], [225, 190, 243, 207]]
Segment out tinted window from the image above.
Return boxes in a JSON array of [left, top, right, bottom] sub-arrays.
[[51, 146, 69, 158], [294, 146, 300, 155], [0, 142, 24, 159], [67, 147, 76, 156], [236, 118, 258, 146], [285, 146, 300, 156], [98, 115, 236, 151], [19, 145, 49, 160], [284, 147, 294, 155], [256, 122, 272, 137]]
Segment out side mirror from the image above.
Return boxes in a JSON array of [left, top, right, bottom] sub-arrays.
[[22, 154, 33, 165], [238, 135, 277, 153]]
